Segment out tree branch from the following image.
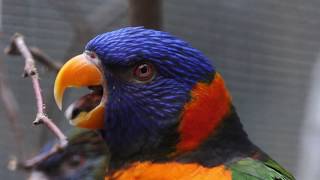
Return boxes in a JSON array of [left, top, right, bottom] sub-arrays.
[[29, 47, 62, 72], [128, 0, 162, 30], [21, 143, 63, 169], [5, 44, 62, 72], [4, 33, 67, 149]]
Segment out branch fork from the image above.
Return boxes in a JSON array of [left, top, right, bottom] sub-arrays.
[[5, 33, 68, 167]]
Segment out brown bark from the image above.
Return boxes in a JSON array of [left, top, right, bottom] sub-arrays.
[[129, 0, 162, 30]]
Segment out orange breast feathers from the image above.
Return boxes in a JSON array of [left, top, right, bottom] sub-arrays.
[[177, 73, 231, 153], [106, 162, 232, 180]]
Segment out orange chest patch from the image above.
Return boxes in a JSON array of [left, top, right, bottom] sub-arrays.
[[177, 73, 231, 153], [106, 162, 232, 180]]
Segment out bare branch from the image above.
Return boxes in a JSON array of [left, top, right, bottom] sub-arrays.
[[128, 0, 162, 30], [5, 44, 62, 72], [29, 47, 62, 72], [4, 33, 67, 148], [21, 143, 63, 169]]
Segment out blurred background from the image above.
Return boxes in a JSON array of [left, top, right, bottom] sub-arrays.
[[0, 0, 319, 179]]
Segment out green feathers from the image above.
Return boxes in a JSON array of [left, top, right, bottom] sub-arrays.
[[229, 158, 295, 180]]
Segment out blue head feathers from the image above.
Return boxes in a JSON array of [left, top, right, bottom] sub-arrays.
[[85, 27, 215, 163], [86, 27, 214, 85]]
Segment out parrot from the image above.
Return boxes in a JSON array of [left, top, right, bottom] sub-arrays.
[[53, 27, 295, 179], [26, 128, 109, 180]]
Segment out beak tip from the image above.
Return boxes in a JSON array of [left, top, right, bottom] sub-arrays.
[[54, 95, 63, 111], [54, 83, 64, 111], [57, 104, 62, 111]]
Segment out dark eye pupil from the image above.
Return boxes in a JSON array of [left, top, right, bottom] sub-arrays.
[[133, 63, 154, 82], [140, 65, 148, 74]]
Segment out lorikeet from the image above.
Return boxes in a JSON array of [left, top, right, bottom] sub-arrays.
[[54, 27, 295, 179], [27, 129, 109, 180]]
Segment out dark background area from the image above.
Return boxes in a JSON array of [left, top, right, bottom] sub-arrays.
[[1, 0, 318, 178]]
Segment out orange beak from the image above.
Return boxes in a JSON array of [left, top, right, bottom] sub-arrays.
[[54, 54, 105, 129]]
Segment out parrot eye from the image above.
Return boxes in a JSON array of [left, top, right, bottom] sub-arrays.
[[133, 62, 155, 82]]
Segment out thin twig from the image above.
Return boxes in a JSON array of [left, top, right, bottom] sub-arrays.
[[5, 33, 68, 149], [21, 143, 62, 169], [29, 47, 62, 72], [5, 45, 62, 72]]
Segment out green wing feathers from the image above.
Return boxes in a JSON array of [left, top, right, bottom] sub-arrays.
[[229, 158, 295, 180]]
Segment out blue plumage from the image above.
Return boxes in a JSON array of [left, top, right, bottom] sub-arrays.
[[53, 27, 294, 179], [86, 27, 214, 84], [85, 27, 215, 165]]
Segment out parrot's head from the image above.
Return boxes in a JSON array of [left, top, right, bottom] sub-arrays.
[[54, 27, 231, 164]]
